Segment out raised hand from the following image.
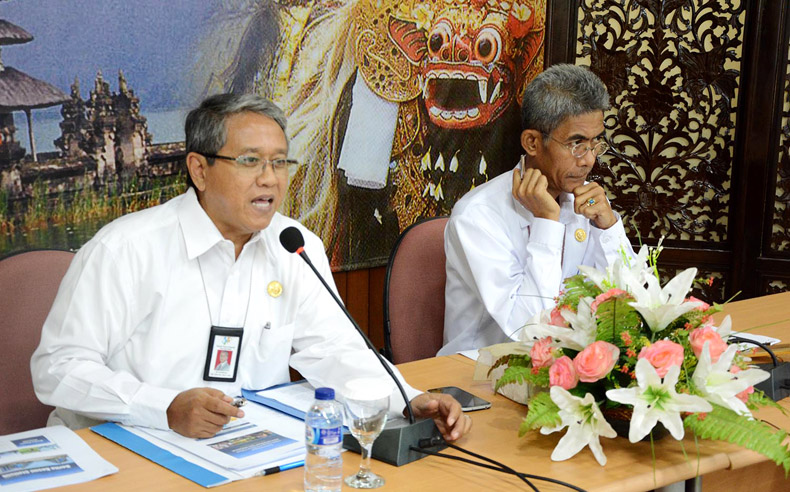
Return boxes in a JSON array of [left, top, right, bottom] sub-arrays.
[[572, 182, 616, 229]]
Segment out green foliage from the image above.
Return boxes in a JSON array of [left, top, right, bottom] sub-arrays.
[[558, 274, 600, 310], [520, 391, 560, 436], [494, 365, 549, 392], [684, 404, 790, 475], [595, 296, 643, 345], [747, 390, 788, 415], [487, 354, 530, 378]]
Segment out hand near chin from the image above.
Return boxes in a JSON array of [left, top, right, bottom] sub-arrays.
[[512, 168, 560, 221], [573, 182, 616, 229]]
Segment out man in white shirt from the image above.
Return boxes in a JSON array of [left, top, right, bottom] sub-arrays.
[[439, 64, 634, 356], [32, 93, 471, 441]]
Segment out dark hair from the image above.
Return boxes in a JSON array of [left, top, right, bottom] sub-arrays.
[[520, 64, 610, 136], [184, 93, 287, 189]]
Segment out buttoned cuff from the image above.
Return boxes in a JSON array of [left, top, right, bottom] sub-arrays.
[[127, 384, 181, 430], [589, 213, 628, 250], [528, 217, 565, 249]]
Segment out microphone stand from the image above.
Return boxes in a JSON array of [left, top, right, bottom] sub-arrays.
[[290, 242, 445, 466]]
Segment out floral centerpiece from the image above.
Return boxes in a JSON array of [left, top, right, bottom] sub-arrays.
[[491, 244, 790, 469]]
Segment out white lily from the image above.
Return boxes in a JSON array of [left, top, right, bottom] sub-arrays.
[[626, 267, 704, 332], [692, 342, 770, 416], [521, 297, 597, 351], [579, 245, 649, 292], [606, 359, 712, 442], [715, 315, 732, 340], [540, 387, 617, 466]]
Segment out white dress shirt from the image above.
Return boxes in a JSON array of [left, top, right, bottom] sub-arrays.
[[438, 168, 634, 356], [32, 188, 420, 431]]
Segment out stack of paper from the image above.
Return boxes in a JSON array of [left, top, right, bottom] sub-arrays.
[[93, 402, 306, 487], [0, 426, 117, 491]]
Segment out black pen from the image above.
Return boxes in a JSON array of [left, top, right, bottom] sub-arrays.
[[257, 459, 305, 476]]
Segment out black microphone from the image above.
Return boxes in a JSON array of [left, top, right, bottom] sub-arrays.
[[279, 226, 444, 466]]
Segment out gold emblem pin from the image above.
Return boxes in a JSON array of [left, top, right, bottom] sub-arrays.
[[574, 228, 587, 242], [267, 281, 283, 298]]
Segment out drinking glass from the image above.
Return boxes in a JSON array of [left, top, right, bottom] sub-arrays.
[[342, 378, 391, 489]]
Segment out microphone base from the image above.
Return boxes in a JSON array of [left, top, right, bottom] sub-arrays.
[[342, 417, 446, 466]]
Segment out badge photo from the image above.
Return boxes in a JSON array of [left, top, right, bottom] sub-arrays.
[[203, 326, 243, 382]]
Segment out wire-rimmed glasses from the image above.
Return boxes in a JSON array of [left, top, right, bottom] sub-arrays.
[[199, 153, 298, 174], [544, 135, 609, 159]]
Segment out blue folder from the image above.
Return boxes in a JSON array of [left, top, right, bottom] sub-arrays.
[[91, 422, 230, 488]]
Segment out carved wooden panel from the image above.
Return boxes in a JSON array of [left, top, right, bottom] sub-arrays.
[[576, 0, 745, 243], [772, 40, 790, 255], [765, 279, 789, 295]]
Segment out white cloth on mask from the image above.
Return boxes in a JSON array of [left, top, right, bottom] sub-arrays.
[[32, 188, 420, 431], [438, 168, 634, 356]]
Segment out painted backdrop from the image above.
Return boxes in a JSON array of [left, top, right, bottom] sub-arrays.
[[0, 0, 545, 270]]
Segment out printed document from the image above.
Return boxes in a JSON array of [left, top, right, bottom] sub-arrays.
[[136, 399, 304, 474], [0, 425, 117, 491]]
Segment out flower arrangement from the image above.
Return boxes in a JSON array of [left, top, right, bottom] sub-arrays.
[[492, 244, 790, 469]]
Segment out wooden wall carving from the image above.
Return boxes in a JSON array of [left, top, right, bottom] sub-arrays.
[[577, 0, 743, 244], [772, 42, 790, 255]]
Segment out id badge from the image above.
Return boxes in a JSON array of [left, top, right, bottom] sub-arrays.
[[203, 326, 243, 382]]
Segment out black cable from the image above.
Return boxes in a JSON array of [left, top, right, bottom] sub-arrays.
[[441, 440, 536, 490], [411, 446, 537, 491], [729, 336, 779, 367], [411, 439, 588, 492]]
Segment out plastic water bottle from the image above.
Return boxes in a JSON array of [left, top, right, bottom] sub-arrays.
[[304, 387, 343, 492]]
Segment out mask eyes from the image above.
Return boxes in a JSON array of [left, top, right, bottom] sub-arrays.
[[474, 28, 502, 64], [428, 22, 452, 58]]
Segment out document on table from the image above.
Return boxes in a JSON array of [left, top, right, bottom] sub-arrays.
[[730, 331, 781, 351], [136, 400, 305, 475], [0, 425, 117, 491]]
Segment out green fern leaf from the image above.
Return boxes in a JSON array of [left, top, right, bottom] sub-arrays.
[[559, 275, 600, 309], [747, 390, 789, 415], [684, 404, 790, 475], [487, 354, 531, 378], [595, 297, 642, 344], [494, 365, 550, 392], [520, 391, 560, 435]]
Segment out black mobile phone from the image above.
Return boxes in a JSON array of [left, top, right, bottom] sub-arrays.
[[427, 386, 491, 412]]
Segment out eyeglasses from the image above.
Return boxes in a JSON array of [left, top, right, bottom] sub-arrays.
[[200, 153, 298, 174], [545, 135, 610, 159]]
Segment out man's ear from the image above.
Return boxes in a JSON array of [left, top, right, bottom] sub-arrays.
[[186, 152, 208, 192], [520, 129, 543, 157]]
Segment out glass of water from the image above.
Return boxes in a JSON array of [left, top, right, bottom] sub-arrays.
[[342, 378, 391, 489]]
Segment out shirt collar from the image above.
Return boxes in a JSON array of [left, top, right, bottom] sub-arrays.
[[177, 188, 262, 259]]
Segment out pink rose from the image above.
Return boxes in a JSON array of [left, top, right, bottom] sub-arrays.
[[549, 307, 569, 327], [638, 340, 684, 378], [590, 289, 628, 312], [730, 365, 755, 403], [689, 326, 728, 362], [573, 341, 620, 383], [530, 337, 555, 369], [549, 356, 578, 390]]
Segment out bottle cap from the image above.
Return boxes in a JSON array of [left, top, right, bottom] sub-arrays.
[[315, 387, 335, 400]]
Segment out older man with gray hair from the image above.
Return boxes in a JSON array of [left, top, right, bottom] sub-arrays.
[[439, 64, 634, 356], [33, 93, 471, 442]]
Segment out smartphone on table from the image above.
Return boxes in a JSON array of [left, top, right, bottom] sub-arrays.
[[427, 386, 491, 412]]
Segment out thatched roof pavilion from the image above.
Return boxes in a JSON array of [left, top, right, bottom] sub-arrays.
[[0, 19, 67, 162]]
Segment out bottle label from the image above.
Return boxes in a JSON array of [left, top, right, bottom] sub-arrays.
[[307, 426, 342, 446]]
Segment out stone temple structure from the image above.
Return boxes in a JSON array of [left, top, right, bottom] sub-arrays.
[[56, 70, 152, 180]]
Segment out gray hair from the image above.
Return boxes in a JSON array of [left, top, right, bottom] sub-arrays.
[[520, 64, 610, 136], [185, 93, 288, 188]]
